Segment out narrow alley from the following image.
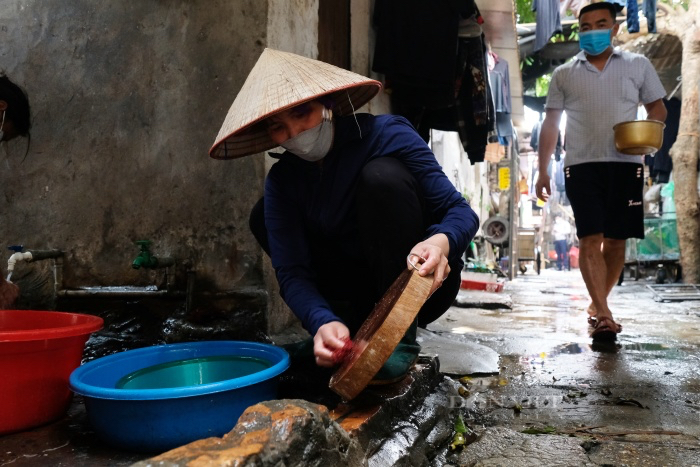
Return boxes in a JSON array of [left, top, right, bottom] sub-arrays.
[[429, 267, 700, 466]]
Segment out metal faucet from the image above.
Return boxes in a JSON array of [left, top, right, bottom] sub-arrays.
[[132, 240, 175, 270]]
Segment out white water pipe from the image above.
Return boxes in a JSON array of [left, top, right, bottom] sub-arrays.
[[7, 251, 33, 273]]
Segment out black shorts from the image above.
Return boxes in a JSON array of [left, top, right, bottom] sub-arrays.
[[564, 162, 644, 240]]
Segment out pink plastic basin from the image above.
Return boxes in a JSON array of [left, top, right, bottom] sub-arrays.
[[0, 310, 103, 434]]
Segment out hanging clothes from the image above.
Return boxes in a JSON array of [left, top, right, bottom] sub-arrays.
[[627, 0, 640, 33], [530, 119, 562, 159], [454, 33, 495, 162], [559, 0, 586, 18], [647, 97, 680, 183], [530, 119, 542, 151], [372, 0, 494, 164], [490, 56, 511, 114], [459, 14, 483, 38], [608, 0, 626, 14], [532, 0, 562, 52], [373, 0, 478, 105], [643, 0, 657, 33], [489, 55, 513, 139]]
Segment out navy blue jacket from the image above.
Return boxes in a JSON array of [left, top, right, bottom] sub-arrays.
[[264, 113, 479, 335]]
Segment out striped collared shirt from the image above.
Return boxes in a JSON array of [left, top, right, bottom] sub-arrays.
[[546, 47, 666, 167]]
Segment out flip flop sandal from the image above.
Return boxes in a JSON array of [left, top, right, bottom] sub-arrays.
[[588, 316, 623, 330], [590, 316, 622, 341]]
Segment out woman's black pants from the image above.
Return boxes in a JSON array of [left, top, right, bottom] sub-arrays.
[[249, 157, 461, 333]]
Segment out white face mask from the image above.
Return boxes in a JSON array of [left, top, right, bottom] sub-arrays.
[[281, 107, 334, 162]]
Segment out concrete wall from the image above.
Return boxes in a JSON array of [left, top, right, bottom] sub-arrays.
[[1, 2, 267, 295], [0, 0, 387, 337], [263, 0, 320, 334], [430, 131, 489, 234], [351, 0, 391, 115], [268, 0, 319, 58]]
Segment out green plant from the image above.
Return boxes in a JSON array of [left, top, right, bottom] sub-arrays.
[[535, 74, 552, 97], [550, 23, 579, 43], [660, 0, 689, 10], [515, 0, 535, 24]]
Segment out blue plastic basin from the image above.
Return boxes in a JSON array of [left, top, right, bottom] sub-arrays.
[[69, 341, 289, 453]]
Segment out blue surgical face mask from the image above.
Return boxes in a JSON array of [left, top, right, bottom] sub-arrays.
[[281, 107, 334, 162], [579, 28, 613, 56]]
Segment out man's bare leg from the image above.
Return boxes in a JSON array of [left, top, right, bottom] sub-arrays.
[[602, 238, 626, 293], [584, 237, 627, 318], [579, 234, 614, 321]]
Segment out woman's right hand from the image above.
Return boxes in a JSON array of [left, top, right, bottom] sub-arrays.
[[313, 321, 350, 367]]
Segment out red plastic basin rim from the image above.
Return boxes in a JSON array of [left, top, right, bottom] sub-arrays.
[[0, 310, 104, 342]]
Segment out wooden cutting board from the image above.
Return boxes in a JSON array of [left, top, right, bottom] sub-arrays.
[[329, 266, 433, 400]]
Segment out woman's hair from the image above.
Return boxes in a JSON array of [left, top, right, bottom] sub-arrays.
[[0, 75, 31, 137], [316, 94, 336, 110], [253, 95, 337, 135]]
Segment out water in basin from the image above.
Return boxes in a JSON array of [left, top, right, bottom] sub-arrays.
[[116, 355, 272, 389]]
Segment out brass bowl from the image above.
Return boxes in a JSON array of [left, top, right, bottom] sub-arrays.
[[613, 120, 665, 155]]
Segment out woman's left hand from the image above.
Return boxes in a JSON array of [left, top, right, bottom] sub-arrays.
[[407, 233, 450, 296]]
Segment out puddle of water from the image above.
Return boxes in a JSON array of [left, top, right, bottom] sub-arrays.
[[518, 343, 591, 370], [509, 305, 577, 314], [548, 342, 589, 355], [624, 343, 673, 352], [450, 325, 482, 334], [537, 341, 685, 359], [622, 342, 686, 360]]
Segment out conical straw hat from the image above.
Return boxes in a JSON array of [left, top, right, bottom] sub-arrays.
[[210, 48, 382, 159]]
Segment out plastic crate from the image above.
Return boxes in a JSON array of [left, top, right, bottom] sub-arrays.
[[626, 217, 680, 262]]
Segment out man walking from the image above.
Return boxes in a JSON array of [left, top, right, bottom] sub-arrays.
[[535, 2, 667, 340]]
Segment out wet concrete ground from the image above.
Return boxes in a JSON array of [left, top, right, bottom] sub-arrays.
[[2, 268, 700, 466], [430, 268, 700, 466]]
